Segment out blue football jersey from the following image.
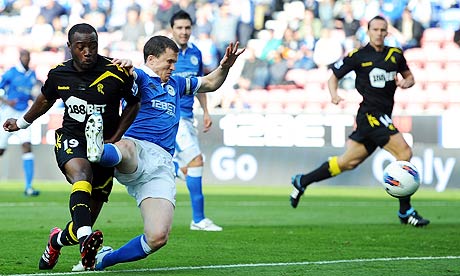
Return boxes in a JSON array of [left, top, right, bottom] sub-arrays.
[[0, 64, 37, 111], [124, 65, 202, 155], [171, 42, 203, 119]]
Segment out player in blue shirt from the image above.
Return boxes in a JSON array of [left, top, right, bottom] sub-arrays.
[[170, 10, 222, 231], [0, 49, 40, 196], [84, 35, 244, 270]]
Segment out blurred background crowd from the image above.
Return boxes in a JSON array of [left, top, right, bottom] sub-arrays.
[[0, 0, 459, 113]]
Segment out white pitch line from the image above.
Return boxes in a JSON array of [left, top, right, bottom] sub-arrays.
[[5, 256, 460, 276], [2, 201, 460, 208]]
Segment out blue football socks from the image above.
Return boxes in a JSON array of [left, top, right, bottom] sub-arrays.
[[22, 153, 34, 191], [99, 144, 122, 167], [186, 167, 204, 223], [398, 207, 415, 218], [98, 234, 151, 270]]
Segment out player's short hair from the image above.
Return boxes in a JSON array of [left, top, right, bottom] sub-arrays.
[[170, 10, 193, 27], [68, 23, 98, 43], [368, 15, 387, 29], [143, 36, 179, 62]]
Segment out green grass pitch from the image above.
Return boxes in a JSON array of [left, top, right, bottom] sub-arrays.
[[0, 180, 459, 275]]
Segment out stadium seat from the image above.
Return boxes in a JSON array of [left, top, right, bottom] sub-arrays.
[[29, 51, 65, 83], [284, 102, 304, 114], [261, 88, 288, 113], [241, 89, 267, 111], [285, 68, 309, 88], [303, 68, 330, 83], [404, 48, 426, 69], [322, 101, 344, 113], [445, 84, 460, 108], [264, 102, 284, 113], [302, 88, 330, 113], [283, 90, 306, 113], [410, 68, 427, 87], [421, 28, 448, 48], [0, 46, 20, 70], [424, 61, 444, 71], [442, 41, 459, 50], [397, 89, 426, 113]]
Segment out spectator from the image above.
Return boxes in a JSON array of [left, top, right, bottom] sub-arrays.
[[29, 14, 54, 51], [193, 3, 213, 37], [393, 8, 425, 50], [156, 0, 180, 29], [194, 31, 220, 74], [177, 0, 197, 23], [106, 0, 140, 32], [267, 49, 290, 87], [313, 28, 344, 69], [236, 0, 255, 47], [15, 0, 40, 34], [141, 8, 162, 37], [120, 4, 147, 51], [379, 0, 408, 25], [318, 0, 335, 28], [293, 44, 317, 70], [297, 8, 322, 40], [83, 9, 107, 32], [67, 0, 86, 26], [39, 0, 67, 25], [259, 28, 282, 61], [235, 45, 269, 90], [407, 0, 432, 28], [454, 27, 460, 47], [211, 2, 238, 60], [334, 1, 361, 51]]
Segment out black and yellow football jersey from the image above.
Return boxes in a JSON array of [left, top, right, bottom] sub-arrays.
[[332, 44, 410, 115], [41, 55, 138, 139]]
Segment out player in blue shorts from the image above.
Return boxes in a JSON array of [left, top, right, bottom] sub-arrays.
[[84, 36, 244, 270], [0, 49, 41, 196], [170, 10, 222, 231]]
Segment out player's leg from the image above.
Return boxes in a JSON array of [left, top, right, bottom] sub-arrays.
[[21, 141, 39, 196], [176, 119, 222, 231], [15, 118, 39, 196], [39, 160, 100, 270], [71, 176, 113, 272], [85, 113, 139, 174], [383, 133, 430, 227], [382, 132, 412, 161], [290, 139, 370, 208], [187, 155, 205, 222], [39, 130, 103, 270], [185, 154, 222, 231], [96, 151, 176, 270], [95, 197, 174, 270], [64, 160, 104, 269]]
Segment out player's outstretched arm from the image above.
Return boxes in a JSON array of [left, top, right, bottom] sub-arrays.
[[3, 93, 55, 132], [198, 41, 245, 93]]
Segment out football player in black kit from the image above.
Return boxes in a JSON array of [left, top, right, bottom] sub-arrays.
[[3, 23, 141, 269], [289, 15, 429, 227]]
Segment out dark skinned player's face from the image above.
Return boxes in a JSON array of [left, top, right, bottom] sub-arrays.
[[68, 31, 98, 71]]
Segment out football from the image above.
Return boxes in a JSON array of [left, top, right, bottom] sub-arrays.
[[382, 161, 421, 198]]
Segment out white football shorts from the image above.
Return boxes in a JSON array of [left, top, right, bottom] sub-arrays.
[[0, 105, 31, 149], [115, 137, 176, 207], [173, 117, 201, 167]]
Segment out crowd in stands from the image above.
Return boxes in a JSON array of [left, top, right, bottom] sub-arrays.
[[0, 0, 459, 112]]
